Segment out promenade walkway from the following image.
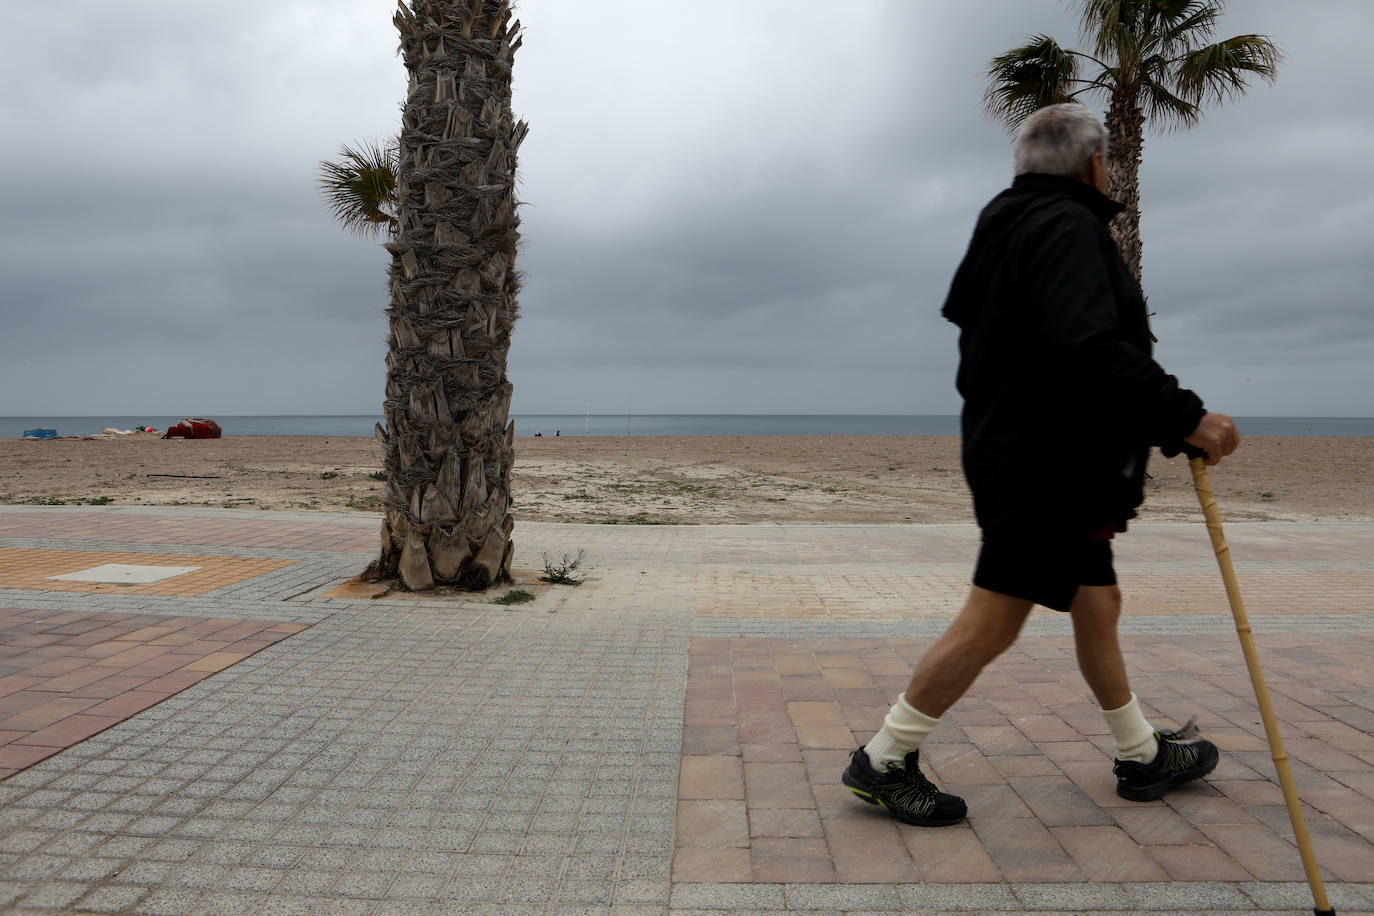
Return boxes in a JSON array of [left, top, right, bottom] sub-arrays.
[[0, 505, 1370, 914]]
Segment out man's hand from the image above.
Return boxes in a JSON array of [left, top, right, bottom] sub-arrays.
[[1184, 412, 1240, 466]]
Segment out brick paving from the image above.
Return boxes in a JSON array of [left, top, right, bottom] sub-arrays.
[[679, 633, 1374, 888], [0, 610, 309, 779], [0, 505, 1369, 913]]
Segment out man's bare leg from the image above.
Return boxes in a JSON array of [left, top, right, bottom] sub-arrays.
[[1069, 584, 1157, 762], [1068, 582, 1221, 798], [905, 585, 1035, 716], [859, 586, 1033, 770], [1067, 585, 1131, 710]]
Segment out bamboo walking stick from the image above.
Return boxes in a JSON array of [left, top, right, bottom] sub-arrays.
[[1188, 455, 1334, 916]]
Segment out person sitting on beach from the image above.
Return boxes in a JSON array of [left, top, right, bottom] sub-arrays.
[[842, 103, 1240, 825]]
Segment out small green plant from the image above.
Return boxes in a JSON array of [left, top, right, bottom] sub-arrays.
[[85, 496, 115, 506], [320, 471, 339, 479], [492, 588, 536, 605], [540, 550, 586, 585], [369, 471, 386, 480]]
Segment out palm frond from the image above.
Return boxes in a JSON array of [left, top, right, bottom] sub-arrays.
[[1077, 0, 1125, 56], [1079, 0, 1217, 71], [318, 138, 400, 238], [1174, 34, 1282, 105], [1077, 67, 1122, 99], [1078, 0, 1167, 57], [1139, 72, 1201, 129], [1151, 0, 1221, 55], [1137, 49, 1173, 87], [1078, 0, 1154, 84], [983, 35, 1081, 130]]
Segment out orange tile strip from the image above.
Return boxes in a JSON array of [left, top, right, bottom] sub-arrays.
[[0, 549, 294, 596]]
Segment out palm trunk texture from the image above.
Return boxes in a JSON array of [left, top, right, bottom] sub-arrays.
[[371, 0, 527, 591], [1105, 90, 1145, 288]]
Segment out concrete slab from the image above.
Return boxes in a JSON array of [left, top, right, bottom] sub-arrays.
[[49, 563, 201, 584]]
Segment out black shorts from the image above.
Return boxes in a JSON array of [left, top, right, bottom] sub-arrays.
[[972, 530, 1117, 612]]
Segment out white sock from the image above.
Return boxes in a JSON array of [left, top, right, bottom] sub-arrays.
[[1102, 693, 1159, 763], [864, 695, 940, 769]]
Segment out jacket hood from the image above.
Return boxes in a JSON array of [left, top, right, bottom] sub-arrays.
[[1011, 173, 1125, 224], [941, 175, 1124, 329]]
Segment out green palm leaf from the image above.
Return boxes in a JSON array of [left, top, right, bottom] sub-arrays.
[[1152, 1, 1221, 55], [1140, 73, 1201, 128], [1175, 35, 1282, 104], [1078, 0, 1149, 58], [318, 139, 399, 238], [984, 35, 1081, 128]]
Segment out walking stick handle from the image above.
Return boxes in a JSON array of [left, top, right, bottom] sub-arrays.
[[1187, 457, 1335, 916]]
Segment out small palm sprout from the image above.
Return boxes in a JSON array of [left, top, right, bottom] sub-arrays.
[[317, 138, 399, 239]]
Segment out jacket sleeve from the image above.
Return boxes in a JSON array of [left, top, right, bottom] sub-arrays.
[[1023, 212, 1205, 447]]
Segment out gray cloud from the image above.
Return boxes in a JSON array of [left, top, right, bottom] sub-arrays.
[[1, 0, 1370, 418]]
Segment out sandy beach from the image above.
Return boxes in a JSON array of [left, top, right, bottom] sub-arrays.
[[1, 433, 1370, 525]]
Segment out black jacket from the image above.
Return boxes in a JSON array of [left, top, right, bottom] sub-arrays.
[[942, 173, 1204, 535]]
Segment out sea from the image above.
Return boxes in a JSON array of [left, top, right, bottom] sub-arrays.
[[4, 414, 1374, 439]]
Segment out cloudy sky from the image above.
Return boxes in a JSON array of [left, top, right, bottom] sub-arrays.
[[2, 1, 1370, 418]]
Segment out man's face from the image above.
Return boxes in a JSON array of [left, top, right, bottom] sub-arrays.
[[1090, 152, 1110, 194]]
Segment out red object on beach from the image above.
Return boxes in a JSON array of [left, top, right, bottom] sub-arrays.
[[163, 418, 222, 439]]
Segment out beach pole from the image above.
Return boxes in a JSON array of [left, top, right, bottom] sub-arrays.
[[1187, 455, 1334, 916]]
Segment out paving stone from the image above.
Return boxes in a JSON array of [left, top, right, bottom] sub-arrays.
[[1123, 880, 1254, 909], [784, 883, 902, 910], [75, 884, 151, 912], [897, 883, 1021, 910], [1011, 882, 1134, 910], [671, 882, 786, 909]]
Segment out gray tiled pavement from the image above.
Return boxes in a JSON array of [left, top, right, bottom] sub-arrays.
[[0, 506, 1371, 914]]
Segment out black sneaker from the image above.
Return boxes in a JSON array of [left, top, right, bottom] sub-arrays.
[[841, 746, 967, 827], [1114, 720, 1219, 802]]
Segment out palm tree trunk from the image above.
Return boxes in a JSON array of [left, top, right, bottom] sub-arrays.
[[1105, 90, 1145, 288], [370, 0, 527, 591]]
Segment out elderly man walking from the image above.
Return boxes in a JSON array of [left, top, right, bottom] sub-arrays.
[[842, 103, 1240, 826]]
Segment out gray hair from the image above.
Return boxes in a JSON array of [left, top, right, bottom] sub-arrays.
[[1012, 103, 1108, 178]]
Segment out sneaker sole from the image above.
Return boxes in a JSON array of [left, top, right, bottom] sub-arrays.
[[841, 769, 966, 827], [1115, 754, 1220, 802]]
